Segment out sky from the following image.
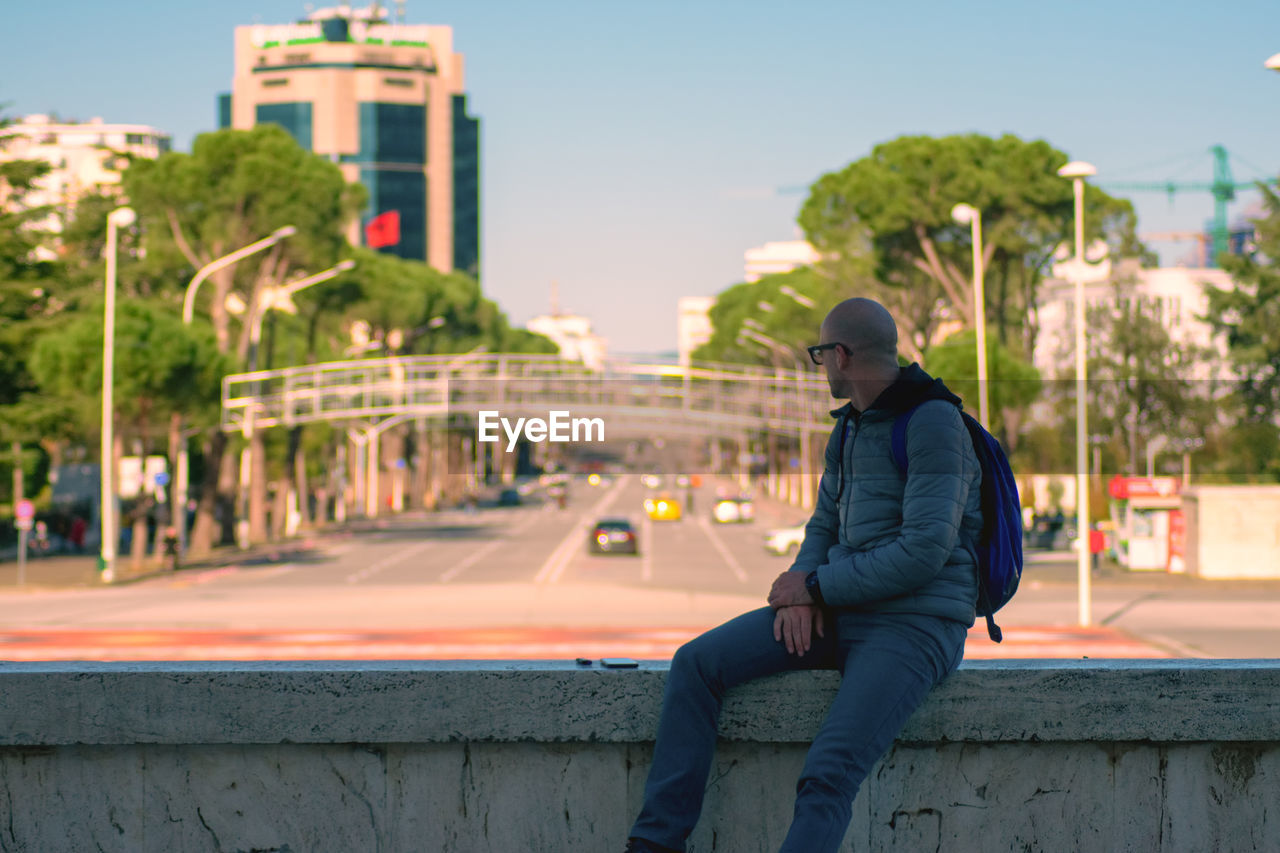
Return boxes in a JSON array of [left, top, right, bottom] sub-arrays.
[[5, 0, 1280, 354]]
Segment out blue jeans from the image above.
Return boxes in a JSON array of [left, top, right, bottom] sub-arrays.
[[629, 606, 968, 853]]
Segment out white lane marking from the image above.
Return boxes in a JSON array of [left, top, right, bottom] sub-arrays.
[[1139, 633, 1212, 659], [247, 565, 297, 581], [534, 476, 629, 585], [439, 513, 542, 583], [696, 515, 750, 583], [346, 540, 436, 584]]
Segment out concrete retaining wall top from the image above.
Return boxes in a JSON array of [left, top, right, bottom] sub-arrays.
[[3, 659, 1278, 746]]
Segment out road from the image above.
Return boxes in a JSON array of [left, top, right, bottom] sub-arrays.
[[2, 474, 1279, 660]]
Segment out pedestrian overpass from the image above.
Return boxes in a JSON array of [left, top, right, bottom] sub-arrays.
[[220, 353, 838, 515]]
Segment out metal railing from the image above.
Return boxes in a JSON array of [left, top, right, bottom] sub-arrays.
[[221, 354, 838, 439]]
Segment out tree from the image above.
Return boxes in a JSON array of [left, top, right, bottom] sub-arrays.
[[122, 125, 366, 553], [692, 267, 841, 368], [797, 134, 1145, 360], [0, 105, 61, 507], [328, 249, 556, 358], [1205, 181, 1280, 481], [920, 329, 1042, 447], [124, 124, 365, 357], [1206, 183, 1280, 422], [29, 298, 230, 564]]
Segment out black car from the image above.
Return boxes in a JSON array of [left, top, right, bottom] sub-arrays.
[[588, 517, 639, 555]]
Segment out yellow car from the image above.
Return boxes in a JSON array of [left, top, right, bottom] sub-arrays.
[[644, 494, 683, 521]]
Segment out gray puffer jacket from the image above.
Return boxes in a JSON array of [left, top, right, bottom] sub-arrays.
[[792, 364, 982, 625]]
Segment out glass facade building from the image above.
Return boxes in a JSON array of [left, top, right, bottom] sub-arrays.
[[452, 94, 480, 276], [227, 10, 480, 274], [255, 102, 314, 151]]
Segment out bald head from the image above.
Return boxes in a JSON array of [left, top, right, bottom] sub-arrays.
[[821, 297, 899, 370]]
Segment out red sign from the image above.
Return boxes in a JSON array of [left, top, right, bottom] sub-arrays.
[[1108, 476, 1181, 500], [15, 499, 34, 520], [365, 210, 401, 249]]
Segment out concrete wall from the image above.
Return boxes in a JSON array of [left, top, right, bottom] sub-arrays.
[[1, 660, 1278, 852]]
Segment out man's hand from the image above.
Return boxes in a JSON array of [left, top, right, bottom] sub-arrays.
[[768, 570, 813, 609], [773, 605, 825, 656]]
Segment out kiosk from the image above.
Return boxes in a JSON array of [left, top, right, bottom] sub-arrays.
[[1107, 476, 1182, 571]]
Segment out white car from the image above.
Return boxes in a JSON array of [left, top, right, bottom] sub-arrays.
[[763, 524, 806, 556], [712, 496, 755, 524]]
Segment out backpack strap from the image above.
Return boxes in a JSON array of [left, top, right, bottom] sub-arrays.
[[889, 404, 923, 475]]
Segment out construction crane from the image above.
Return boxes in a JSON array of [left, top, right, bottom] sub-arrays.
[[1101, 145, 1273, 267]]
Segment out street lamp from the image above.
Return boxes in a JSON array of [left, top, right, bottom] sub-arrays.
[[951, 202, 989, 427], [182, 225, 296, 324], [1056, 160, 1110, 627], [174, 224, 296, 555], [100, 206, 136, 582], [778, 284, 815, 309], [247, 258, 357, 370], [238, 258, 357, 546], [738, 327, 799, 369]]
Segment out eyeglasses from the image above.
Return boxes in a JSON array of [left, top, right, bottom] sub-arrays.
[[807, 342, 847, 365]]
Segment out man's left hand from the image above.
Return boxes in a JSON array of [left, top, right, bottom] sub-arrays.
[[768, 571, 813, 608]]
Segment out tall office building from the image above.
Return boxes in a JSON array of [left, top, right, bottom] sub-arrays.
[[220, 3, 479, 275]]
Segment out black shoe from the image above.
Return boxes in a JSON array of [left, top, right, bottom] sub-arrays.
[[625, 838, 680, 853]]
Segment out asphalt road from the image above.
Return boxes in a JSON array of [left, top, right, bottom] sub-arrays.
[[2, 474, 1279, 660]]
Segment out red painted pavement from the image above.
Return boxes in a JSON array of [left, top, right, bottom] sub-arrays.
[[0, 624, 1174, 661]]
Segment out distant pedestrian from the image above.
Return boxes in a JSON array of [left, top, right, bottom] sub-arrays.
[[33, 520, 50, 555], [1089, 526, 1106, 572], [161, 526, 180, 571], [69, 516, 87, 553]]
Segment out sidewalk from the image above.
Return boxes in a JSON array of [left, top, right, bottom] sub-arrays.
[[0, 538, 330, 590]]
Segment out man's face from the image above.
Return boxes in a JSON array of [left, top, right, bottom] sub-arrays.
[[817, 322, 848, 399]]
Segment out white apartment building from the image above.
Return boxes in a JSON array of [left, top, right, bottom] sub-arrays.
[[743, 239, 820, 283], [526, 311, 608, 371], [677, 296, 714, 366], [1, 114, 171, 248], [1033, 264, 1234, 381]]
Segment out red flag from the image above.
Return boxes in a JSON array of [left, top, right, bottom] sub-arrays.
[[365, 210, 401, 249]]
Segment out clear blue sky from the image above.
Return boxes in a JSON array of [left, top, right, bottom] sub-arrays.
[[6, 1, 1280, 353]]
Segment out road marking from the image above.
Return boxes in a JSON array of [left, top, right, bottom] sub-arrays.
[[534, 476, 628, 585], [346, 540, 436, 584], [439, 513, 542, 583], [249, 565, 298, 581], [1138, 633, 1212, 659], [696, 516, 749, 583]]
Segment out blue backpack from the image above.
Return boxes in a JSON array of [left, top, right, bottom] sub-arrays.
[[890, 405, 1023, 643]]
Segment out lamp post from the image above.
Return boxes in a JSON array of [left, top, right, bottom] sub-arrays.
[[1055, 161, 1110, 627], [951, 203, 989, 427], [246, 259, 357, 370], [175, 226, 296, 555], [100, 206, 136, 583], [239, 259, 357, 546], [778, 284, 816, 309], [181, 225, 297, 324]]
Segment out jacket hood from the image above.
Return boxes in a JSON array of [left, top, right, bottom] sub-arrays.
[[828, 363, 962, 419]]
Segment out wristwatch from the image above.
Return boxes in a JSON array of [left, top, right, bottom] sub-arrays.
[[804, 570, 825, 606]]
